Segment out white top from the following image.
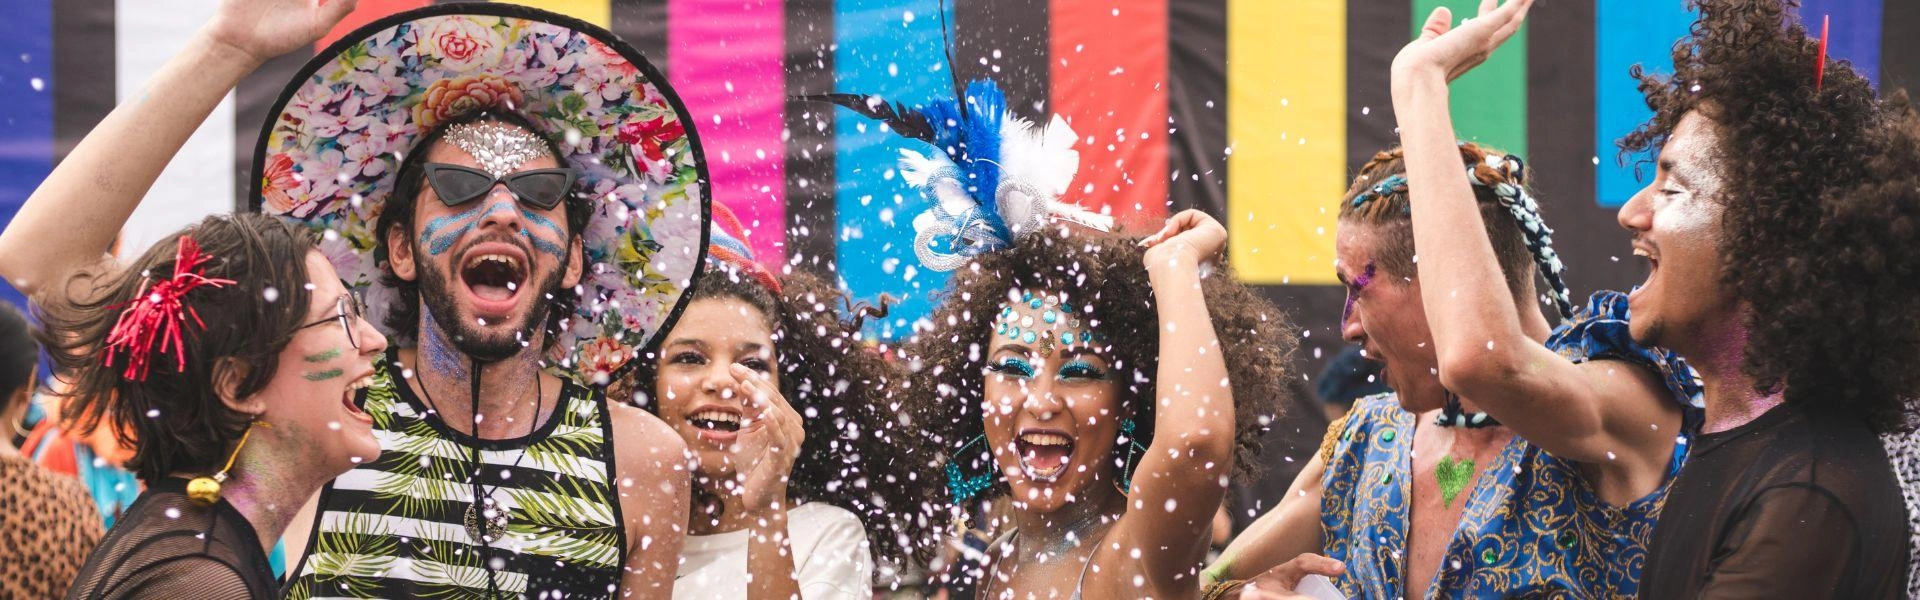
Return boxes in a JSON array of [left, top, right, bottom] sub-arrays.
[[674, 502, 874, 600]]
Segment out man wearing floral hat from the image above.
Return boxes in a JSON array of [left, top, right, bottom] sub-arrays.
[[244, 4, 711, 598]]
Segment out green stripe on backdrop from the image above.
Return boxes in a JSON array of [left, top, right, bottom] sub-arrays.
[[1411, 0, 1527, 157]]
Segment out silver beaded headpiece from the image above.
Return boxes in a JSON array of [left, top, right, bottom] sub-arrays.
[[445, 122, 553, 176]]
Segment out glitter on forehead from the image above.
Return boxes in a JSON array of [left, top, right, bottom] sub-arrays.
[[445, 122, 552, 176]]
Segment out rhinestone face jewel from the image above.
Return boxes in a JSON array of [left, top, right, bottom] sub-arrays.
[[445, 122, 553, 176]]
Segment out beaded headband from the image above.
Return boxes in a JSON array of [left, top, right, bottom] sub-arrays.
[[993, 290, 1104, 357], [1347, 152, 1575, 320]]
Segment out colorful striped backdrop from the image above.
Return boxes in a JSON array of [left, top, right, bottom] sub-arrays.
[[0, 0, 1913, 366]]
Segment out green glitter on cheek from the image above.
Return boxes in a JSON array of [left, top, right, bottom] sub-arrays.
[[303, 348, 343, 363], [305, 368, 345, 382]]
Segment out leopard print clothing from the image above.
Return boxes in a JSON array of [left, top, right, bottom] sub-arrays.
[[1878, 427, 1920, 598], [1, 452, 104, 598]]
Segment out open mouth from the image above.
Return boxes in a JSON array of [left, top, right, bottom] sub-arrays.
[[458, 243, 530, 318], [341, 371, 376, 425], [1629, 245, 1660, 303], [462, 253, 526, 301], [1015, 430, 1075, 482], [688, 408, 743, 443]]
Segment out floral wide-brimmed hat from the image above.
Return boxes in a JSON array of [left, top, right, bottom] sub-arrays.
[[248, 4, 709, 384]]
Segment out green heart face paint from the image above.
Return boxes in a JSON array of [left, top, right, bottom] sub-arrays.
[[1436, 455, 1477, 508]]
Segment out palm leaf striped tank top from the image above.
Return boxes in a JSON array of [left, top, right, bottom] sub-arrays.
[[286, 350, 626, 598]]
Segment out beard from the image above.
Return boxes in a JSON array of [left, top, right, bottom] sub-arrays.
[[418, 246, 569, 363]]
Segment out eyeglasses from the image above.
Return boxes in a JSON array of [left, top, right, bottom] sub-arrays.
[[300, 291, 368, 350], [423, 163, 577, 211]]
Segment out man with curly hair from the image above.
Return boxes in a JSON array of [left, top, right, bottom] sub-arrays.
[[1617, 0, 1920, 597]]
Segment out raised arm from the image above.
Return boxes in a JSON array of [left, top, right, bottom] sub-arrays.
[[1106, 209, 1238, 592], [0, 0, 354, 295], [1390, 0, 1679, 470], [1207, 453, 1327, 585], [611, 404, 692, 599]]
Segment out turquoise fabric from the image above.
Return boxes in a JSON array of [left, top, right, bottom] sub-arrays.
[[1321, 290, 1702, 598]]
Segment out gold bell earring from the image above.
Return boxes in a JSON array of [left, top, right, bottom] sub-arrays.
[[188, 420, 271, 505]]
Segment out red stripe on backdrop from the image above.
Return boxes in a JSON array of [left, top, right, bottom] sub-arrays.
[[1050, 0, 1168, 227], [670, 0, 788, 265], [317, 0, 432, 49]]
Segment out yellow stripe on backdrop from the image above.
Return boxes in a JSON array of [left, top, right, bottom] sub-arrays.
[[497, 0, 612, 27], [1228, 0, 1345, 285]]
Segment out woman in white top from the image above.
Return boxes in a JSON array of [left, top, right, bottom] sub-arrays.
[[625, 226, 940, 599]]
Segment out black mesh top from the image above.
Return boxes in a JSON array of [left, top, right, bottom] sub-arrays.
[[1640, 402, 1909, 599], [65, 478, 276, 600]]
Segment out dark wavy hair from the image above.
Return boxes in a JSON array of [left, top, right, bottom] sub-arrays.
[[33, 214, 317, 481], [1339, 143, 1538, 303], [901, 227, 1299, 503], [374, 110, 589, 350], [0, 302, 38, 406], [1620, 0, 1920, 431], [626, 264, 943, 564]]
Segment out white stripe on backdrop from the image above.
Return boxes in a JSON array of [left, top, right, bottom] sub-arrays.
[[115, 0, 234, 258]]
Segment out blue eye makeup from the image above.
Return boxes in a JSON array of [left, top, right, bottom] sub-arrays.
[[987, 356, 1038, 379], [1057, 359, 1109, 380]]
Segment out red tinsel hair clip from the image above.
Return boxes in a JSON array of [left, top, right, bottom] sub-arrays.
[[103, 235, 237, 381]]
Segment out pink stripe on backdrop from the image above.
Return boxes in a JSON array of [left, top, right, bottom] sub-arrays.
[[669, 0, 788, 266]]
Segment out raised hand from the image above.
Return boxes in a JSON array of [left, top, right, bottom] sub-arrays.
[[205, 0, 359, 65], [1391, 0, 1532, 83], [1140, 208, 1228, 270], [726, 362, 804, 514]]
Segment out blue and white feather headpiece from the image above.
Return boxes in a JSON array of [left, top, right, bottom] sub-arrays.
[[804, 80, 1113, 271]]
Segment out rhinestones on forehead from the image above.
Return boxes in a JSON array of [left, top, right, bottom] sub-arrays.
[[995, 289, 1101, 357], [444, 122, 553, 177]]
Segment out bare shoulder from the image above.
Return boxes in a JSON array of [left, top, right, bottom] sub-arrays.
[[607, 401, 689, 470]]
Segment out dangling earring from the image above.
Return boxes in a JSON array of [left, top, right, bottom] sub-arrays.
[[944, 434, 995, 502], [1114, 418, 1147, 494], [188, 419, 271, 505], [945, 433, 996, 536]]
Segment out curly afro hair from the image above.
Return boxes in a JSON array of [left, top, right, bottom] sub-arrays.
[[901, 227, 1300, 504], [1620, 0, 1920, 431], [626, 264, 945, 564]]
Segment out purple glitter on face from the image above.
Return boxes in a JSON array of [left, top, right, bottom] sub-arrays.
[[1342, 261, 1377, 322]]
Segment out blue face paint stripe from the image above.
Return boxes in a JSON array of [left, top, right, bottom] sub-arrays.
[[523, 229, 566, 259], [426, 219, 478, 256], [420, 203, 487, 256], [426, 202, 515, 256], [517, 206, 565, 237]]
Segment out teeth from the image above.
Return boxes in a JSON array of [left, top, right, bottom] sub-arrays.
[[467, 254, 521, 271], [1019, 432, 1071, 446], [690, 410, 740, 425], [1632, 248, 1649, 258], [345, 374, 375, 392]]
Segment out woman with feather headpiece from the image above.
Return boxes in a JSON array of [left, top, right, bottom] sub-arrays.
[[812, 78, 1301, 598]]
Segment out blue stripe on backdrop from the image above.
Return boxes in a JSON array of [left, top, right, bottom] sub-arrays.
[[833, 0, 951, 339], [0, 0, 53, 310], [1799, 0, 1882, 88], [1594, 0, 1694, 208]]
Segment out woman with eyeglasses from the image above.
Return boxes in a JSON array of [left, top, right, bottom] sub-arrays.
[[0, 1, 391, 598]]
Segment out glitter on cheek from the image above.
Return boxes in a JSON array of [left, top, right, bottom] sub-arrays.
[[304, 368, 345, 382], [420, 205, 487, 257], [523, 230, 566, 259]]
